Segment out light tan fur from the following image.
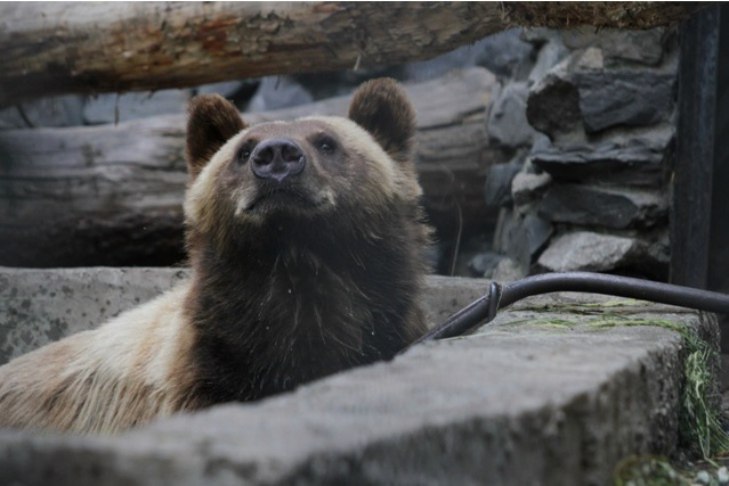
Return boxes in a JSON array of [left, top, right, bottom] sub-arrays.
[[0, 284, 197, 434]]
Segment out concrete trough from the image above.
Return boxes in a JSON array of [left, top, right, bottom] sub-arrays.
[[0, 267, 719, 485]]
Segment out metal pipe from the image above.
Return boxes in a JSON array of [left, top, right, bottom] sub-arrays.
[[411, 272, 729, 347]]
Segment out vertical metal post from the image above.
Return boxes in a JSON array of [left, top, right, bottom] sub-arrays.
[[671, 5, 720, 288], [708, 7, 729, 293]]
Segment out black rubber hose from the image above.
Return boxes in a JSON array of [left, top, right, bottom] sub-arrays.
[[500, 272, 729, 312], [412, 272, 729, 346], [411, 281, 502, 344]]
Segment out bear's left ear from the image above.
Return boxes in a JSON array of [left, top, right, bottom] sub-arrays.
[[348, 78, 416, 164], [186, 94, 247, 180]]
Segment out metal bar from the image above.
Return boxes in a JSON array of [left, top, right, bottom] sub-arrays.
[[672, 5, 720, 288]]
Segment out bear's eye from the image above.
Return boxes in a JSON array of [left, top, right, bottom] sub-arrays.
[[237, 141, 256, 163], [314, 135, 337, 155]]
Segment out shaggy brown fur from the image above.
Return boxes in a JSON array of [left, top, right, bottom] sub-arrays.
[[0, 78, 431, 434]]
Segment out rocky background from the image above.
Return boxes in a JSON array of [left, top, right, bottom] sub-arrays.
[[0, 27, 677, 281], [487, 27, 676, 282]]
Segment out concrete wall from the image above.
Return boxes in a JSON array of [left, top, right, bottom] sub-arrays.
[[0, 267, 717, 485]]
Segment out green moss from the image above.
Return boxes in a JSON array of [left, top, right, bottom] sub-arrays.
[[526, 298, 646, 316], [511, 310, 729, 460], [587, 316, 729, 459], [500, 302, 729, 482], [681, 344, 729, 458], [502, 317, 576, 329]]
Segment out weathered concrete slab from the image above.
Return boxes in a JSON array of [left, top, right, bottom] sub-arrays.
[[0, 267, 189, 363], [0, 268, 719, 485], [0, 267, 487, 364]]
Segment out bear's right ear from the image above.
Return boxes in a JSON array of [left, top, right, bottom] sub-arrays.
[[186, 94, 247, 180], [348, 78, 416, 164]]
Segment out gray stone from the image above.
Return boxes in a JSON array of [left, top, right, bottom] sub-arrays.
[[520, 27, 563, 45], [527, 36, 569, 86], [538, 184, 668, 229], [525, 49, 590, 139], [291, 68, 397, 102], [530, 124, 674, 187], [526, 70, 582, 137], [494, 209, 553, 269], [196, 80, 261, 110], [467, 252, 505, 278], [526, 45, 677, 138], [474, 28, 535, 79], [483, 159, 523, 207], [488, 82, 538, 149], [83, 90, 190, 125], [0, 288, 717, 486], [537, 229, 670, 279], [576, 69, 676, 133], [0, 95, 84, 129], [490, 257, 526, 282], [248, 76, 314, 112], [195, 81, 247, 97], [0, 268, 488, 363], [511, 169, 552, 207], [405, 29, 534, 81], [288, 34, 522, 103], [643, 228, 670, 267], [530, 132, 552, 153], [522, 213, 554, 259], [560, 27, 667, 66], [537, 231, 638, 272]]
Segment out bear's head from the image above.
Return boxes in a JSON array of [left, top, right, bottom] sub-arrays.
[[183, 78, 426, 259]]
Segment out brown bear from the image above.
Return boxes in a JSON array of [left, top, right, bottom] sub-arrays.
[[0, 78, 431, 434]]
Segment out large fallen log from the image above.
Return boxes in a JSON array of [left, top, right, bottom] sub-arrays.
[[0, 2, 702, 107], [0, 68, 502, 267]]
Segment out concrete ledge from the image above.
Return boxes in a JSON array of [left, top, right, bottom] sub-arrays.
[[0, 268, 719, 485], [0, 267, 487, 363], [0, 267, 190, 363]]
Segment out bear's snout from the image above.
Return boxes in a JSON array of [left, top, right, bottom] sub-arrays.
[[250, 138, 306, 183]]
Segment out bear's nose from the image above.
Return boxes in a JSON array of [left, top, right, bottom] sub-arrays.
[[250, 139, 306, 183]]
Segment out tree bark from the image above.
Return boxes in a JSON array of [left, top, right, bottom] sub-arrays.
[[0, 68, 502, 267], [0, 2, 702, 107]]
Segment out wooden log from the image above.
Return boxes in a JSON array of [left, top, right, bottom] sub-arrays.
[[0, 68, 502, 267], [0, 2, 702, 107]]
